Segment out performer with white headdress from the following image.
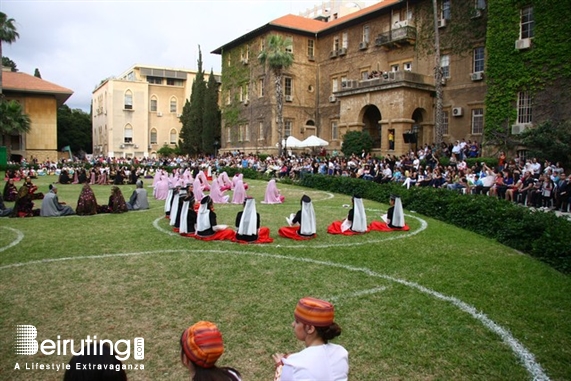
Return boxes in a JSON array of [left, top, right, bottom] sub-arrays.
[[327, 195, 369, 234], [369, 194, 410, 231], [278, 195, 317, 240], [233, 197, 273, 243], [195, 196, 236, 241]]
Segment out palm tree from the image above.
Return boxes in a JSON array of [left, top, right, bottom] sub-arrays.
[[0, 12, 20, 96], [0, 99, 31, 158], [258, 34, 294, 157]]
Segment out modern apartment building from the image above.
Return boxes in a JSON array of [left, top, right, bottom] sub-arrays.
[[92, 64, 219, 158], [212, 0, 489, 156]]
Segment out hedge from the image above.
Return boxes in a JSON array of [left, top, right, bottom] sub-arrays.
[[298, 174, 571, 274]]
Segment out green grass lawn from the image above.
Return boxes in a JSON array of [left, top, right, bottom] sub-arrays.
[[1, 175, 570, 380]]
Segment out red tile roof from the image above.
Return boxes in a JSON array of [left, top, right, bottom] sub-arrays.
[[2, 71, 73, 106], [212, 0, 401, 54]]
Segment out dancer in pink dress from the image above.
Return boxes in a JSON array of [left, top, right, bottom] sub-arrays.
[[262, 179, 284, 204]]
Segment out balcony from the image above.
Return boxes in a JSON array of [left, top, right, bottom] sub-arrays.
[[334, 71, 434, 97], [375, 26, 416, 49]]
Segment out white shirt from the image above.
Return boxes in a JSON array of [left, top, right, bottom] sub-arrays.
[[281, 344, 348, 381]]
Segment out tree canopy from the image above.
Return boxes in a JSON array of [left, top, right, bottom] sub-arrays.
[[0, 12, 19, 95], [57, 105, 92, 154], [341, 131, 373, 157]]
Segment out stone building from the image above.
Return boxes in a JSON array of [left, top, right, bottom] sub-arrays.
[[92, 64, 219, 158], [212, 0, 488, 156], [1, 68, 73, 163]]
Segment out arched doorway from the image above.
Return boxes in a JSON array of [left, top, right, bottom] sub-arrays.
[[411, 108, 426, 151], [304, 119, 316, 137], [361, 105, 382, 149]]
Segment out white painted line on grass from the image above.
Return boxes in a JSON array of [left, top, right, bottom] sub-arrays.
[[0, 227, 24, 253], [0, 248, 549, 381], [327, 286, 388, 303]]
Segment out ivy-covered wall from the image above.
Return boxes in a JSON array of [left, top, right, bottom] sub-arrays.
[[485, 0, 571, 136]]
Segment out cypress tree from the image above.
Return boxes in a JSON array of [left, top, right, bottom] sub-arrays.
[[180, 46, 206, 156], [202, 69, 221, 155]]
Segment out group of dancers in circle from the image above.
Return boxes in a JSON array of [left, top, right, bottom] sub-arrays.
[[164, 171, 409, 244]]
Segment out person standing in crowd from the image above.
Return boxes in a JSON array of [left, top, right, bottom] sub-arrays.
[[278, 195, 317, 240], [273, 297, 348, 381], [180, 321, 241, 381], [40, 184, 75, 217], [126, 179, 149, 210], [327, 195, 368, 234], [234, 197, 273, 243]]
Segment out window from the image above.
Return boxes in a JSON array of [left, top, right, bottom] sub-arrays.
[[226, 126, 232, 143], [284, 120, 292, 137], [307, 39, 315, 58], [441, 55, 450, 78], [258, 78, 264, 97], [361, 70, 369, 80], [260, 37, 265, 52], [475, 0, 486, 9], [404, 62, 412, 71], [391, 64, 399, 72], [239, 86, 243, 102], [342, 32, 348, 49], [259, 122, 264, 140], [243, 84, 249, 102], [167, 78, 183, 86], [170, 129, 177, 144], [284, 77, 292, 97], [150, 129, 157, 144], [244, 124, 250, 141], [124, 91, 133, 110], [332, 78, 338, 92], [331, 121, 339, 140], [520, 6, 534, 39], [517, 91, 532, 124], [442, 0, 451, 20], [473, 47, 485, 73], [285, 35, 293, 54], [150, 96, 157, 112], [471, 108, 484, 134], [124, 124, 133, 143], [147, 76, 162, 84], [170, 97, 177, 113], [238, 125, 244, 142], [363, 25, 370, 43], [443, 111, 449, 135], [333, 36, 340, 51]]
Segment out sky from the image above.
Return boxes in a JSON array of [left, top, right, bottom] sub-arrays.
[[1, 0, 377, 112]]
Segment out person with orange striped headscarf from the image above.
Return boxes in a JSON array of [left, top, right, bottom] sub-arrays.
[[273, 297, 348, 381], [180, 321, 241, 381]]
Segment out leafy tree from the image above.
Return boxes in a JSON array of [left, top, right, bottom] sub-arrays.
[[57, 105, 92, 153], [202, 69, 221, 155], [518, 120, 571, 169], [0, 12, 19, 96], [180, 46, 206, 156], [258, 34, 294, 156], [341, 131, 373, 157], [34, 68, 41, 78], [157, 143, 175, 158], [0, 99, 30, 157], [2, 56, 17, 72]]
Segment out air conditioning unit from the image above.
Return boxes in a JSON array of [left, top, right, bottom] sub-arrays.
[[438, 18, 446, 28], [338, 48, 347, 56], [329, 95, 337, 103], [452, 107, 463, 117], [157, 112, 162, 117], [471, 72, 484, 81], [285, 95, 293, 102], [359, 41, 368, 50], [511, 124, 530, 135], [120, 144, 125, 149], [329, 50, 338, 58], [515, 38, 531, 50]]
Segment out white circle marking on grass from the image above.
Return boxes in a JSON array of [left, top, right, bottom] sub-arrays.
[[0, 227, 24, 253], [0, 249, 549, 381]]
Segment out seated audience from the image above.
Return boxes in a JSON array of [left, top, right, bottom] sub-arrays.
[[2, 178, 18, 202], [98, 186, 128, 213], [0, 193, 13, 217]]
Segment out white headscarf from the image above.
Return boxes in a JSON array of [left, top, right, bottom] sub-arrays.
[[392, 197, 405, 228], [300, 196, 316, 235], [351, 197, 367, 233], [238, 198, 258, 236], [196, 196, 212, 231]]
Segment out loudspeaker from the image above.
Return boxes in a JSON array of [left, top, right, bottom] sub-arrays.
[[402, 133, 411, 143], [409, 133, 417, 144]]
